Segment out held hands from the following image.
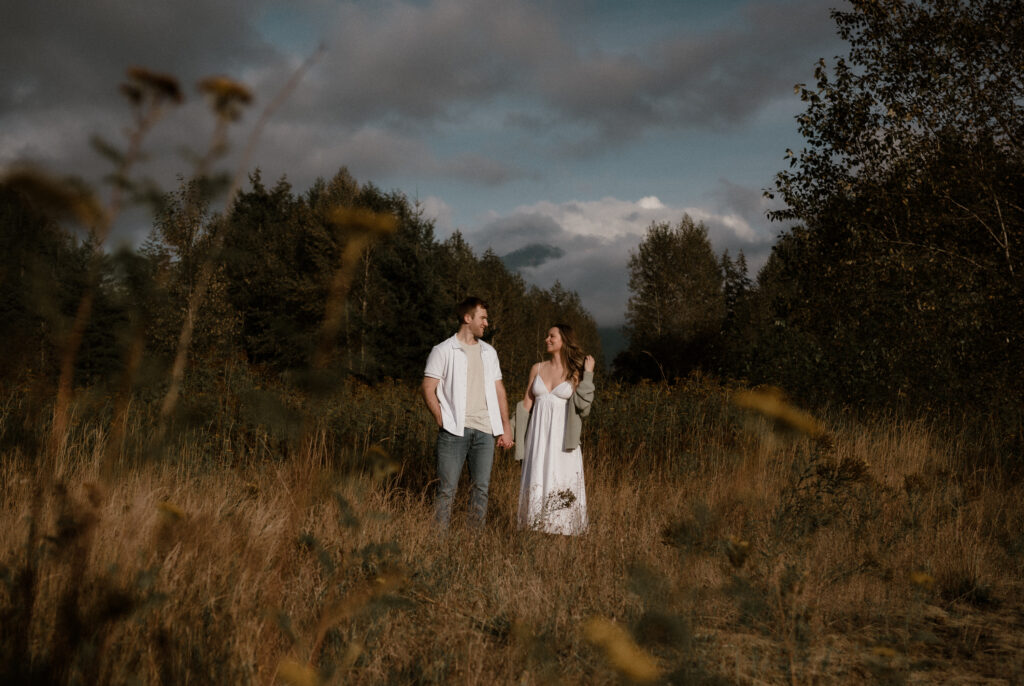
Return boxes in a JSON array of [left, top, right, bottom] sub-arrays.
[[497, 434, 514, 450], [584, 354, 595, 372]]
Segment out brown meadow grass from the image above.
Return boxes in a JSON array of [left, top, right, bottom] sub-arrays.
[[2, 380, 1022, 685]]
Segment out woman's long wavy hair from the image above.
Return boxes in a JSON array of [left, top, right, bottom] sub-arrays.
[[552, 323, 586, 385]]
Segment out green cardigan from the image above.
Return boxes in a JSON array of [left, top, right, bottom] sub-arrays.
[[511, 370, 595, 461]]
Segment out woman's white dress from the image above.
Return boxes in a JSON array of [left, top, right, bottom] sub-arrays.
[[517, 375, 588, 535]]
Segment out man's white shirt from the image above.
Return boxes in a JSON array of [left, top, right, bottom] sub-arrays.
[[424, 334, 504, 436]]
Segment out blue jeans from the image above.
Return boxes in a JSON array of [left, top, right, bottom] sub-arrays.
[[435, 427, 495, 529]]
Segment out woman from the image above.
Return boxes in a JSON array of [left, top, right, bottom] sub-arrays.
[[514, 323, 595, 535]]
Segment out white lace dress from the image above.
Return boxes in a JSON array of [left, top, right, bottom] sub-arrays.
[[517, 375, 588, 535]]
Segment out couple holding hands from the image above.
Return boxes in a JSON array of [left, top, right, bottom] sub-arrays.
[[421, 297, 595, 535]]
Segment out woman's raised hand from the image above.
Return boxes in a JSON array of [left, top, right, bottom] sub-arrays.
[[584, 354, 595, 372]]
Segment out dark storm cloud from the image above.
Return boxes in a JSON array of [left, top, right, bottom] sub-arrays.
[[500, 243, 566, 270], [0, 0, 299, 210], [300, 0, 562, 127], [253, 123, 527, 191], [533, 0, 843, 142], [2, 0, 540, 194], [1, 0, 278, 114], [471, 213, 567, 255], [442, 154, 533, 186], [293, 0, 843, 141], [2, 0, 845, 194]]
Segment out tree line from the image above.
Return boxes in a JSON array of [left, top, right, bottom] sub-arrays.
[[0, 167, 600, 406]]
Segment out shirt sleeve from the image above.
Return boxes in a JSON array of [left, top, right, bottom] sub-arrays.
[[424, 344, 445, 379], [487, 347, 502, 381]]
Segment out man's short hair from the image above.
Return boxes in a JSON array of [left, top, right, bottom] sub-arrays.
[[456, 296, 488, 324]]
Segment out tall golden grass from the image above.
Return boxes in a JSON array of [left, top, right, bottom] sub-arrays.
[[2, 380, 1021, 684]]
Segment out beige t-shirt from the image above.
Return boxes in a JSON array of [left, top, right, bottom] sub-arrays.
[[462, 341, 492, 433]]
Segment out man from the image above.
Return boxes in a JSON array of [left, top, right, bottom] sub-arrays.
[[422, 297, 513, 529]]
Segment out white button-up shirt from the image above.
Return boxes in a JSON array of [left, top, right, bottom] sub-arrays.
[[424, 334, 504, 436]]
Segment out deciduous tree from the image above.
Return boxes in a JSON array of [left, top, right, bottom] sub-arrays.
[[618, 215, 724, 380], [762, 0, 1024, 411]]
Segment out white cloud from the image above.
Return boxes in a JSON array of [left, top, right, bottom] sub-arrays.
[[684, 208, 758, 242], [499, 195, 770, 246], [509, 197, 675, 240]]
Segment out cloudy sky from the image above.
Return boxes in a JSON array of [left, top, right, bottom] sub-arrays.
[[1, 0, 848, 326]]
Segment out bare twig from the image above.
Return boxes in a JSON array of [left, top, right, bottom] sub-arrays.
[[881, 238, 985, 272], [988, 187, 1014, 277]]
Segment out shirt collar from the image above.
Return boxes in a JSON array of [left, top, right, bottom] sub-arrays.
[[447, 333, 486, 351]]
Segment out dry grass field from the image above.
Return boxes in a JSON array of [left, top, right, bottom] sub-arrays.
[[2, 378, 1022, 685]]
